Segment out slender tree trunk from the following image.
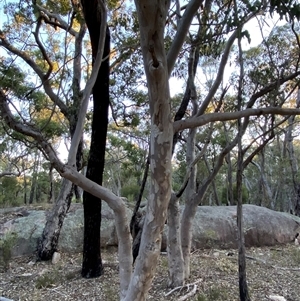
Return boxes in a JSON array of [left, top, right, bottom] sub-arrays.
[[37, 18, 86, 260], [181, 139, 240, 278], [38, 179, 73, 260], [236, 25, 250, 300], [237, 134, 251, 301], [283, 89, 300, 213], [49, 164, 54, 203], [167, 40, 199, 286], [130, 156, 149, 263], [80, 0, 110, 278], [23, 160, 27, 204], [227, 151, 234, 205], [167, 194, 184, 287], [181, 196, 198, 279], [29, 150, 39, 204]]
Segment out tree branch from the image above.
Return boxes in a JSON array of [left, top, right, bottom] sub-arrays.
[[167, 0, 203, 76], [35, 4, 79, 37], [174, 107, 300, 133], [0, 32, 69, 116], [33, 17, 53, 80], [0, 171, 20, 178]]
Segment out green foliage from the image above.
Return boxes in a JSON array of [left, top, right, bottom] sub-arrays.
[[270, 0, 300, 21], [44, 0, 71, 15], [35, 117, 66, 138], [0, 60, 36, 101], [0, 232, 17, 272], [121, 184, 140, 202], [0, 177, 22, 207], [221, 183, 249, 205]]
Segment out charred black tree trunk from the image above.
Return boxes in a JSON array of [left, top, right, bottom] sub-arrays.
[[80, 0, 110, 278]]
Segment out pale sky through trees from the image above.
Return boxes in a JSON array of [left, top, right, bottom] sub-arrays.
[[0, 2, 289, 161], [169, 15, 287, 97]]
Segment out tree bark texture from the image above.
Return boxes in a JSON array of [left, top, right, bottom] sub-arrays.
[[37, 17, 86, 261], [124, 1, 173, 300], [38, 179, 73, 260], [81, 0, 110, 278], [167, 194, 184, 287]]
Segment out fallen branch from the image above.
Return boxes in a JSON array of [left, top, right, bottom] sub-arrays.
[[48, 286, 69, 297], [178, 284, 198, 301], [266, 295, 287, 301], [165, 279, 202, 297]]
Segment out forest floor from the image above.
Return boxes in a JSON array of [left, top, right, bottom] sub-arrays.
[[1, 243, 300, 301]]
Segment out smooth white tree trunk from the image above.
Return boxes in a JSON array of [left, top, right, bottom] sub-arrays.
[[123, 1, 174, 300]]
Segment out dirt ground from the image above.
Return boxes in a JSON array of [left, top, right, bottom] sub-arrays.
[[1, 244, 300, 301]]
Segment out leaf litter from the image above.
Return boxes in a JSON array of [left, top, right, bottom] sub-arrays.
[[1, 244, 300, 301]]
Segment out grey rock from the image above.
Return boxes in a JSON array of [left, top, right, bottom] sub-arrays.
[[1, 204, 299, 258], [51, 251, 61, 264], [0, 202, 131, 257], [190, 205, 300, 249]]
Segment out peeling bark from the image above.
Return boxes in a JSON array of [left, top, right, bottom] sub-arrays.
[[124, 1, 173, 300]]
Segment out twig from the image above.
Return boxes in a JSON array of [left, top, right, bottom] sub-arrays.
[[178, 284, 198, 301], [48, 286, 69, 297], [165, 279, 202, 297]]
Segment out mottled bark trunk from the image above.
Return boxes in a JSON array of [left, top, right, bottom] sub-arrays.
[[180, 197, 197, 279], [124, 1, 173, 299], [167, 194, 184, 287], [80, 0, 110, 278], [38, 179, 73, 260], [38, 146, 82, 260]]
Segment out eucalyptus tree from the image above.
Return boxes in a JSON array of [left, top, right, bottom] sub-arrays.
[[240, 22, 300, 213], [0, 0, 90, 260], [1, 1, 300, 301]]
